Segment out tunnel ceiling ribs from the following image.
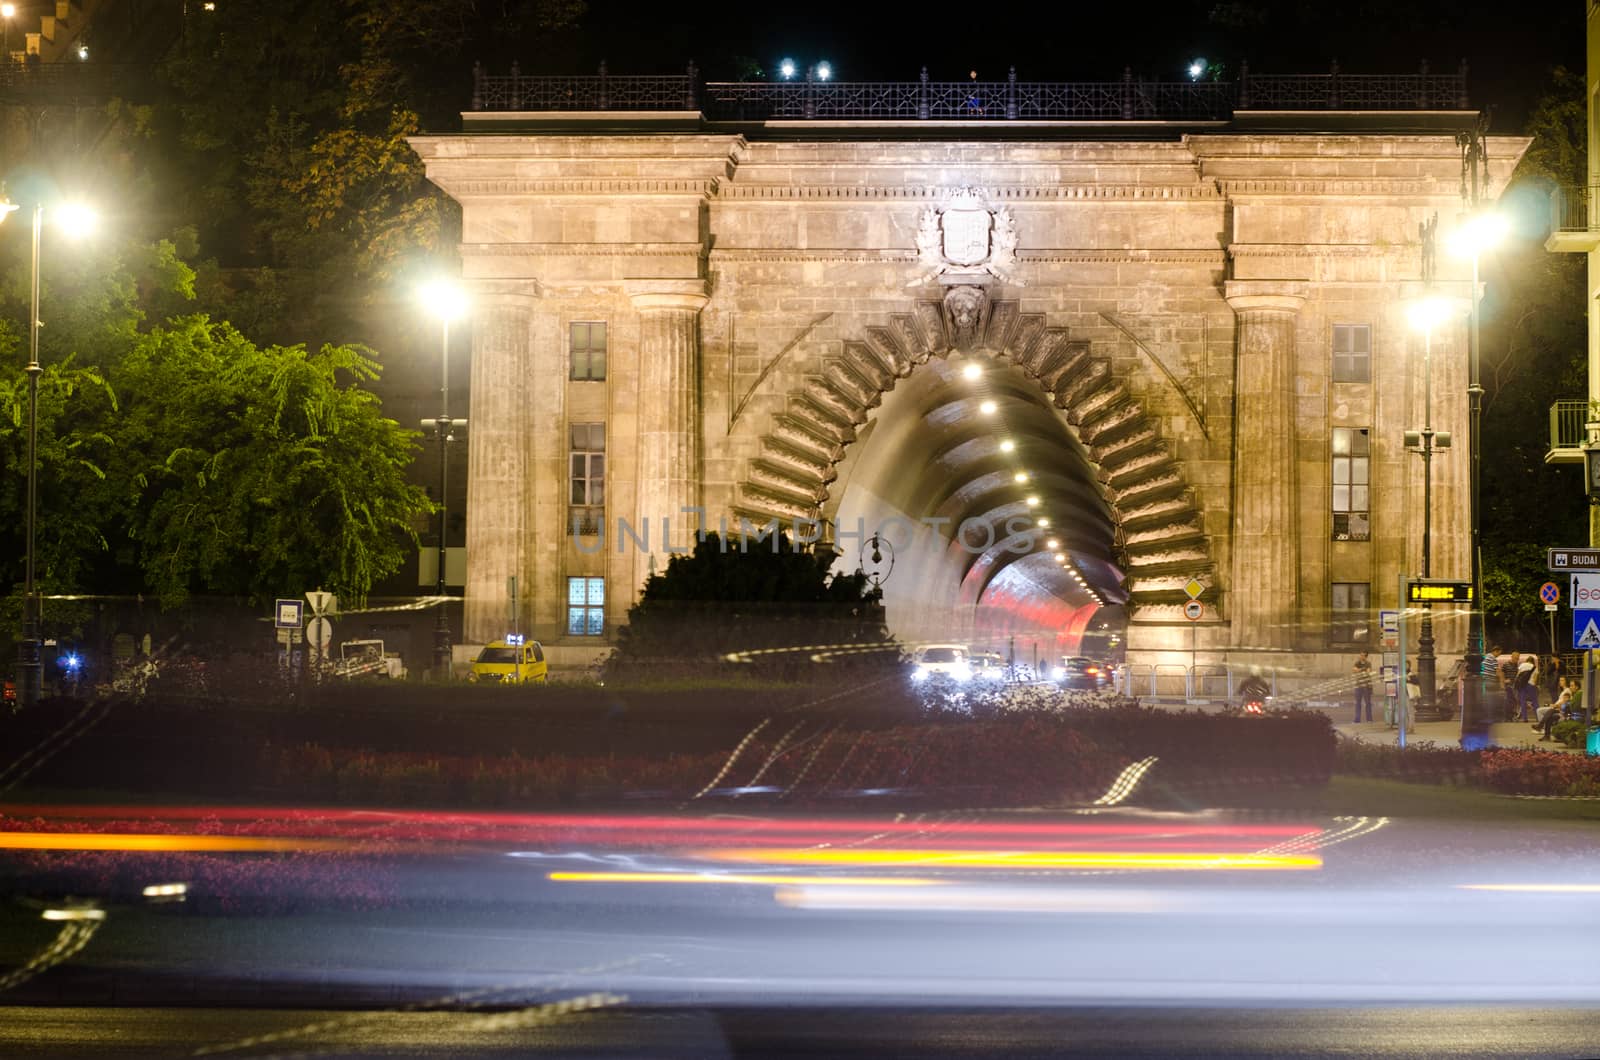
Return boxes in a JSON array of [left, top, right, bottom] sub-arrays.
[[732, 301, 1214, 615]]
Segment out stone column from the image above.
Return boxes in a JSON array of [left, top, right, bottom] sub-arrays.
[[1224, 281, 1306, 650], [626, 279, 709, 591], [462, 289, 536, 646]]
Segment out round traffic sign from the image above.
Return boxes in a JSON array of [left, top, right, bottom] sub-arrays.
[[1540, 581, 1560, 605], [306, 616, 333, 652], [1183, 599, 1204, 622]]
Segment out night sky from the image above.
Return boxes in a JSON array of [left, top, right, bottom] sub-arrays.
[[519, 0, 1583, 129]]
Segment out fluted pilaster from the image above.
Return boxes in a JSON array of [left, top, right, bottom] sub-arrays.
[[463, 290, 535, 645], [626, 279, 708, 590], [1225, 281, 1306, 650]]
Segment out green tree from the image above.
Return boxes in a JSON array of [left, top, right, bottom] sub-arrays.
[[608, 534, 892, 678], [112, 317, 432, 607]]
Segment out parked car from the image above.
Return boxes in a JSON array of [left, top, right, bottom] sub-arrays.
[[467, 637, 548, 684], [1053, 656, 1109, 691]]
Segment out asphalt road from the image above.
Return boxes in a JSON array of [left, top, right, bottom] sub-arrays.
[[4, 806, 1600, 1055], [4, 1004, 1600, 1057]]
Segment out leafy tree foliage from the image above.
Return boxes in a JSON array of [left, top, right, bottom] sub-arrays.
[[1478, 68, 1588, 639], [607, 534, 893, 678]]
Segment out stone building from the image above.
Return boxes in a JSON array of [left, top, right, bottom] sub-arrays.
[[411, 70, 1527, 684]]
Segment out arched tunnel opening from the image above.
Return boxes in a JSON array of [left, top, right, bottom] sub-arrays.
[[824, 352, 1130, 665]]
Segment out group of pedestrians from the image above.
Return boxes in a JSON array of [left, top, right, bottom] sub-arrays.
[[1349, 647, 1584, 732]]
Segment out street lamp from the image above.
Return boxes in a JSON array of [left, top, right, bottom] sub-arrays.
[[418, 279, 469, 681], [1, 4, 15, 64], [10, 200, 97, 708], [1446, 205, 1508, 748], [1404, 293, 1460, 721]]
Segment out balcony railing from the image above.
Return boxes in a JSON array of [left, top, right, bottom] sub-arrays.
[[469, 62, 1470, 120], [1550, 184, 1600, 232], [1547, 399, 1588, 464]]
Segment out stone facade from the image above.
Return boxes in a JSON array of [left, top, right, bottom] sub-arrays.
[[412, 123, 1527, 680]]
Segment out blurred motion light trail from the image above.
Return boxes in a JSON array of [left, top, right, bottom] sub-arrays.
[[549, 871, 946, 886], [0, 831, 353, 853], [699, 848, 1321, 871]]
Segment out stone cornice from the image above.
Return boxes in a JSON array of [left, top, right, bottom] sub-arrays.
[[716, 183, 1222, 201], [625, 278, 710, 311], [1223, 279, 1309, 313], [445, 178, 720, 196], [705, 248, 1223, 264], [463, 278, 543, 304], [462, 242, 703, 258], [1229, 242, 1412, 258], [1218, 178, 1440, 196]]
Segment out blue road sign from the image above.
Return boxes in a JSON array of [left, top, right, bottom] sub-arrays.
[[274, 599, 304, 630], [1575, 609, 1600, 650], [1540, 581, 1561, 605]]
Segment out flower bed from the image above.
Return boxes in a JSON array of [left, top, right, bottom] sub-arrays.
[[1335, 736, 1600, 797]]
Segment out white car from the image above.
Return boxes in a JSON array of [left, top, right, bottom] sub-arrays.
[[968, 652, 1008, 682], [910, 644, 973, 683]]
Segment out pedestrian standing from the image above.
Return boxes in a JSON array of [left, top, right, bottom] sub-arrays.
[[1516, 654, 1539, 722], [1545, 654, 1563, 703], [1499, 649, 1520, 721], [1352, 650, 1373, 723]]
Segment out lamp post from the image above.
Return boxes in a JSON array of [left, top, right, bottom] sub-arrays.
[[1405, 292, 1457, 721], [1448, 124, 1508, 747], [419, 280, 468, 681], [1, 4, 15, 65], [11, 201, 96, 708]]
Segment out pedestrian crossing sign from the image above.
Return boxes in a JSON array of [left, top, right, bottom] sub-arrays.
[[1575, 609, 1600, 650]]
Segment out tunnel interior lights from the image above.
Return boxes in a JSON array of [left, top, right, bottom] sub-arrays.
[[1025, 495, 1040, 507], [1037, 517, 1050, 528], [1046, 538, 1060, 550], [1013, 471, 1029, 483], [979, 399, 997, 415], [999, 438, 1015, 452], [961, 361, 983, 380]]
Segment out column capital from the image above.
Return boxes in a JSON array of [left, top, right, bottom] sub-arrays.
[[625, 278, 710, 312], [1224, 280, 1308, 314]]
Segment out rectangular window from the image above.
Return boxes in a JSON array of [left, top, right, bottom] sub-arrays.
[[1330, 582, 1371, 644], [1332, 324, 1371, 384], [567, 577, 605, 636], [1331, 427, 1371, 541], [570, 321, 607, 381], [568, 423, 605, 535]]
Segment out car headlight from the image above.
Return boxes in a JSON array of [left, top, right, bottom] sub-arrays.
[[952, 664, 972, 682], [912, 667, 929, 681], [1052, 666, 1066, 680]]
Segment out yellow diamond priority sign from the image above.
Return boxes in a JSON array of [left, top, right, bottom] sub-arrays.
[[1183, 579, 1205, 601]]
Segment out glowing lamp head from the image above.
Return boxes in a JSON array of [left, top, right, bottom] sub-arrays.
[[1037, 516, 1051, 528], [961, 361, 982, 380], [999, 438, 1015, 453], [1446, 210, 1510, 259], [779, 58, 796, 79], [419, 279, 469, 322], [979, 399, 997, 415], [54, 203, 98, 239], [1, 5, 16, 18], [1013, 471, 1029, 483], [1046, 538, 1060, 550], [815, 61, 832, 81], [76, 44, 88, 60], [1406, 295, 1459, 333], [1025, 495, 1040, 508], [1188, 58, 1206, 80]]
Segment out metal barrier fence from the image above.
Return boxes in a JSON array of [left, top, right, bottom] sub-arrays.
[[1121, 664, 1285, 704]]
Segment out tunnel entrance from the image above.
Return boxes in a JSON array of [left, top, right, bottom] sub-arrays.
[[732, 294, 1212, 665], [825, 353, 1124, 661]]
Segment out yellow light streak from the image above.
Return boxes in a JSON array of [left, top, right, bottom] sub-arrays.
[[697, 848, 1320, 871], [0, 832, 351, 853], [549, 871, 946, 887]]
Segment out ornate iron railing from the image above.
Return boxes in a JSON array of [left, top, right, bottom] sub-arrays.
[[469, 62, 1470, 119], [1549, 184, 1600, 234], [470, 61, 697, 111]]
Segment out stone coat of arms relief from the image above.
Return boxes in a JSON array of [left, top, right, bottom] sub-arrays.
[[910, 188, 1020, 351], [911, 187, 1022, 287]]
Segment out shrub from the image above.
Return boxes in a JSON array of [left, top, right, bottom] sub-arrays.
[[1551, 719, 1588, 750]]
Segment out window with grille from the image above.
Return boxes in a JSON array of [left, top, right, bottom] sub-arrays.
[[568, 423, 604, 535], [1332, 324, 1371, 384], [570, 322, 607, 381], [1332, 427, 1371, 541], [567, 577, 605, 636], [1330, 582, 1371, 644]]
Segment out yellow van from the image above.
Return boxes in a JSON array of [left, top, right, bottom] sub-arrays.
[[467, 636, 548, 684]]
